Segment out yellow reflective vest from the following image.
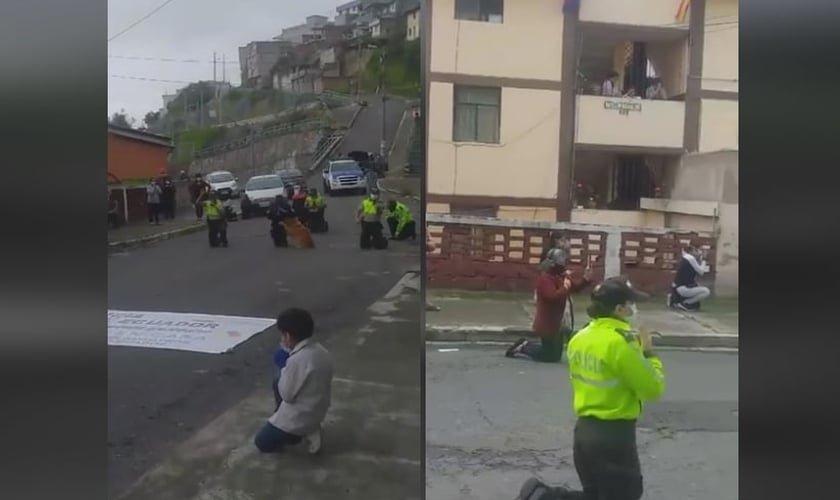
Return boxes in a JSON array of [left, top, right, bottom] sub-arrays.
[[204, 200, 224, 220], [566, 317, 665, 421], [390, 201, 413, 234], [305, 194, 325, 209]]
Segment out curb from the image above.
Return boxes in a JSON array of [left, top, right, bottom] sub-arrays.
[[108, 223, 206, 252], [424, 326, 739, 350]]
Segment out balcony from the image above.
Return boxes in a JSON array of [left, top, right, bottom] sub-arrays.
[[579, 0, 689, 28], [575, 95, 685, 151]]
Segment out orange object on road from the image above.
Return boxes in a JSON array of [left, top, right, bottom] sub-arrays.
[[283, 218, 315, 249]]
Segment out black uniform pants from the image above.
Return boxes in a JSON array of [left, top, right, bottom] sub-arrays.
[[573, 417, 643, 500], [387, 217, 417, 240], [207, 219, 228, 247], [360, 221, 386, 249]]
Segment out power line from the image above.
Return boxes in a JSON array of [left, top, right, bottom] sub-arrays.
[[108, 0, 181, 42], [110, 74, 192, 84], [109, 54, 238, 65]]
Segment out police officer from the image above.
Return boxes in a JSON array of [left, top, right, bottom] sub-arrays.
[[266, 194, 294, 247], [356, 188, 386, 249], [203, 191, 229, 248], [561, 276, 665, 500], [304, 187, 326, 230], [386, 199, 416, 241]]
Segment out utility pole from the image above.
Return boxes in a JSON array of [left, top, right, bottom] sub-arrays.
[[356, 41, 363, 100], [219, 53, 225, 124], [379, 49, 387, 158], [213, 52, 217, 81], [249, 128, 256, 176]]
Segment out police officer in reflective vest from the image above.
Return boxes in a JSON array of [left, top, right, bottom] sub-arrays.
[[357, 188, 386, 249], [204, 191, 229, 248], [386, 200, 416, 241], [561, 276, 665, 500]]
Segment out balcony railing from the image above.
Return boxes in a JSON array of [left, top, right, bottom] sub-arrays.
[[575, 95, 685, 150], [578, 0, 689, 27]]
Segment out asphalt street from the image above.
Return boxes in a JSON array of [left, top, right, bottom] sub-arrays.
[[108, 100, 418, 498], [426, 345, 738, 500], [336, 93, 406, 157]]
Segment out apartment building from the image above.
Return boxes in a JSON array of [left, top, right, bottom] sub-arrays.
[[425, 0, 738, 226], [238, 41, 293, 89], [405, 5, 421, 41]]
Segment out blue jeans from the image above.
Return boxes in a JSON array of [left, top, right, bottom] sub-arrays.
[[254, 422, 303, 453]]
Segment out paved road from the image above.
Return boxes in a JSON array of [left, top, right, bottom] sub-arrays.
[[426, 346, 738, 500], [335, 93, 406, 157], [108, 110, 420, 498]]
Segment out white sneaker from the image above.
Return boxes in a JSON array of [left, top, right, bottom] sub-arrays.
[[305, 428, 322, 455]]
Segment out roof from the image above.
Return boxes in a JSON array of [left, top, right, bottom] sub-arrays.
[[108, 125, 173, 148]]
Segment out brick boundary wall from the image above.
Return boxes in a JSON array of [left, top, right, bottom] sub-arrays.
[[426, 214, 716, 294]]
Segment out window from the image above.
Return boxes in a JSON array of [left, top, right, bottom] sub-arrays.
[[453, 85, 501, 144], [455, 0, 503, 23]]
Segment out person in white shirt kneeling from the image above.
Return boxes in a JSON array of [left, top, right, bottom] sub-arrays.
[[254, 308, 334, 455]]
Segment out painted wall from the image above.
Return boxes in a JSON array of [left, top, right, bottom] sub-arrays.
[[570, 209, 666, 228], [670, 150, 738, 203], [108, 134, 170, 181], [575, 95, 685, 149], [579, 0, 690, 28], [429, 0, 564, 81], [497, 206, 557, 222], [702, 0, 739, 93], [699, 99, 738, 152], [714, 202, 738, 297], [427, 81, 561, 199], [647, 39, 689, 96]]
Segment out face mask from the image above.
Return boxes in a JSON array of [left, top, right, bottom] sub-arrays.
[[626, 303, 638, 318]]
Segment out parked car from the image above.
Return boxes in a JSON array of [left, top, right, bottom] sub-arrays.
[[240, 174, 286, 219], [322, 160, 367, 196], [346, 150, 388, 176], [274, 167, 306, 191], [206, 170, 240, 199]]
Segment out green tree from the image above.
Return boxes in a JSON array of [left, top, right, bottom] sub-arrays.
[[109, 109, 134, 128], [144, 110, 161, 129]]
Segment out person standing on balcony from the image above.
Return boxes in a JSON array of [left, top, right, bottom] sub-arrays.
[[645, 77, 667, 100], [601, 71, 622, 97]]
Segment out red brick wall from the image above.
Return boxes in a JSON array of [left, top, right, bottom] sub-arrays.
[[108, 134, 170, 182], [620, 231, 716, 292], [427, 223, 608, 292], [427, 221, 716, 294]]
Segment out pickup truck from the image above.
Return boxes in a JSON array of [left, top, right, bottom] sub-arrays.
[[322, 160, 367, 196]]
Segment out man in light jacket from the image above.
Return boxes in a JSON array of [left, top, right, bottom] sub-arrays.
[[669, 246, 712, 311], [254, 308, 334, 455]]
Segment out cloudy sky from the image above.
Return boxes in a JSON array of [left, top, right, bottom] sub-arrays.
[[108, 0, 341, 125]]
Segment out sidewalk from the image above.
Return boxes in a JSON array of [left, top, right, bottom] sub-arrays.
[[425, 289, 738, 349], [108, 216, 205, 250], [117, 273, 422, 500]]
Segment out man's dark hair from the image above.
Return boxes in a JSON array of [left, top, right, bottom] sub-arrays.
[[276, 308, 314, 341], [387, 200, 397, 210]]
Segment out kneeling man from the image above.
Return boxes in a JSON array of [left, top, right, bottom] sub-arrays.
[[254, 308, 333, 454]]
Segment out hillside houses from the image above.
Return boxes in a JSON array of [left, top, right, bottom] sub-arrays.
[[238, 0, 420, 92]]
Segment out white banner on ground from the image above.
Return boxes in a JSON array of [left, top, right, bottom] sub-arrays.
[[108, 310, 276, 354]]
